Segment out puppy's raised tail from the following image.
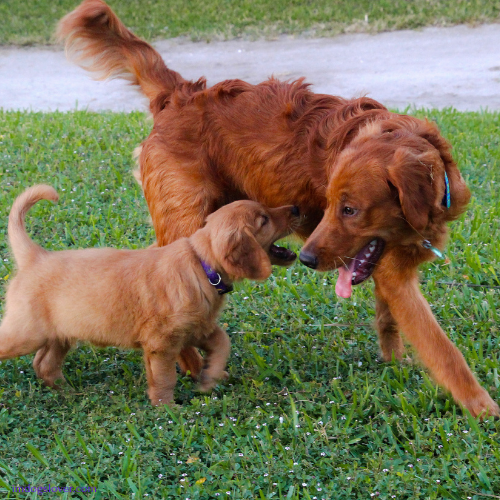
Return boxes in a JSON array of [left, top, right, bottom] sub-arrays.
[[57, 0, 190, 113], [8, 185, 58, 269]]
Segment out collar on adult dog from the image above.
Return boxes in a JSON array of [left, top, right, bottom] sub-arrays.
[[422, 172, 451, 259], [200, 260, 233, 295], [441, 171, 451, 209]]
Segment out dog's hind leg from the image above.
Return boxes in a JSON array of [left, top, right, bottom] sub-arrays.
[[33, 339, 72, 387], [0, 317, 47, 362], [196, 325, 231, 392], [375, 286, 404, 362]]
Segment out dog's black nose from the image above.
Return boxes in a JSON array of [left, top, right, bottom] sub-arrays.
[[299, 250, 318, 269], [291, 206, 300, 216]]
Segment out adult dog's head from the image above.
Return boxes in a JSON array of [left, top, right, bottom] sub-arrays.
[[300, 116, 471, 297]]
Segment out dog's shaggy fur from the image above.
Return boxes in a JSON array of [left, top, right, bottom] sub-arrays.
[[0, 185, 297, 405], [57, 0, 498, 417]]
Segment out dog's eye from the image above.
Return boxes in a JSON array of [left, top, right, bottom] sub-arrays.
[[343, 207, 357, 216], [261, 215, 269, 226]]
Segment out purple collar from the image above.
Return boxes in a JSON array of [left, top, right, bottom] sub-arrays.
[[200, 260, 233, 295]]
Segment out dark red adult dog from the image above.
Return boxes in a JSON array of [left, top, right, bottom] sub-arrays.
[[58, 0, 498, 417]]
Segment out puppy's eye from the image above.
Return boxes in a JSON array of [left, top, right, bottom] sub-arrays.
[[343, 207, 357, 216], [261, 215, 269, 226]]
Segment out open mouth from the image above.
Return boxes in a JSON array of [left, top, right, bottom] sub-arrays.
[[335, 238, 385, 298], [269, 243, 296, 265]]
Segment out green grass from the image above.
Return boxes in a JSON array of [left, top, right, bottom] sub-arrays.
[[2, 0, 500, 45], [0, 108, 500, 499]]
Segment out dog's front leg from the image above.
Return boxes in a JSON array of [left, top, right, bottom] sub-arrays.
[[195, 325, 231, 392], [375, 265, 499, 418], [374, 284, 405, 362], [143, 348, 179, 406]]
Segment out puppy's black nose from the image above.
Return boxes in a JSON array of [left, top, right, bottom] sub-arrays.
[[299, 250, 318, 269], [291, 206, 300, 216]]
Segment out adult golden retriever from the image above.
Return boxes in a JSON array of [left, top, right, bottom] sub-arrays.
[[0, 185, 298, 405], [58, 0, 498, 417]]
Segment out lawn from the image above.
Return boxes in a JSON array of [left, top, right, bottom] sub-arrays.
[[0, 108, 499, 498], [1, 0, 500, 45]]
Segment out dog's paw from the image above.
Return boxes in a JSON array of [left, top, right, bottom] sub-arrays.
[[462, 391, 500, 419], [198, 371, 228, 392], [150, 398, 177, 408], [198, 372, 217, 393], [148, 389, 175, 407]]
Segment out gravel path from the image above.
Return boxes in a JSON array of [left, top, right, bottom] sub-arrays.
[[1, 23, 499, 112]]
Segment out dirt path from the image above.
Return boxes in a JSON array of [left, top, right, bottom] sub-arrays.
[[1, 23, 499, 112]]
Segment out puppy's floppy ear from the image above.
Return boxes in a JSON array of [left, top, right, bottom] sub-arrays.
[[387, 148, 439, 232], [214, 226, 272, 281]]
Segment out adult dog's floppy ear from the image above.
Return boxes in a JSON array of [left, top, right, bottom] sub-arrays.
[[387, 148, 440, 232], [214, 226, 272, 281], [420, 125, 471, 221]]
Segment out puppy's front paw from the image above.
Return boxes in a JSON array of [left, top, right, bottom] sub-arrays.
[[198, 372, 217, 393], [198, 370, 228, 392], [148, 389, 175, 407]]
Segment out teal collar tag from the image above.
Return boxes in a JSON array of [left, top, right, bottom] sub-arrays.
[[421, 172, 450, 259], [422, 239, 444, 259]]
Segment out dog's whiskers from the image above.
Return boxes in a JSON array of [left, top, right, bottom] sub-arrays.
[[338, 257, 348, 269]]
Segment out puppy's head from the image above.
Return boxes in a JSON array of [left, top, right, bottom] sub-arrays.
[[201, 201, 299, 281], [300, 117, 470, 297]]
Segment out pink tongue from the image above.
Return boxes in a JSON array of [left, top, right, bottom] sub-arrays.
[[335, 266, 353, 298]]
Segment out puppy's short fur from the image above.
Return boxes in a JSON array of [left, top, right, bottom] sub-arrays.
[[0, 185, 298, 405]]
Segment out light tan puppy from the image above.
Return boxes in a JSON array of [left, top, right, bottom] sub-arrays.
[[0, 185, 299, 405]]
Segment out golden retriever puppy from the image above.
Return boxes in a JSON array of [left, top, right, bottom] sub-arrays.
[[0, 185, 298, 405]]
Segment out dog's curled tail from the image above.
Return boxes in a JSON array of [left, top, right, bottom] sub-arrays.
[[57, 0, 185, 110], [9, 185, 59, 269]]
